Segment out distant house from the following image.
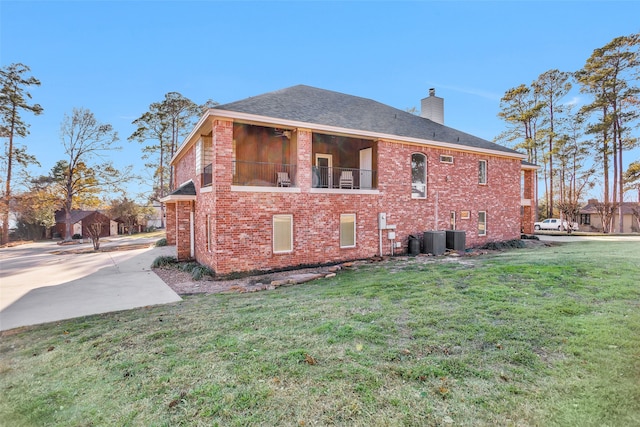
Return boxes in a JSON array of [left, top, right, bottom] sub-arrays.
[[145, 203, 164, 229], [54, 210, 116, 238], [162, 85, 537, 275], [578, 199, 640, 233]]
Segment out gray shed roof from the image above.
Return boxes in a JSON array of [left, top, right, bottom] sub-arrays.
[[160, 180, 197, 203], [170, 181, 196, 196], [213, 85, 521, 156]]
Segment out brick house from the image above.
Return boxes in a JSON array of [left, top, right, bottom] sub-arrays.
[[162, 85, 536, 275], [54, 210, 116, 238], [578, 199, 640, 233]]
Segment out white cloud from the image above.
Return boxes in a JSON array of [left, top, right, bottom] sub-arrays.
[[564, 96, 581, 107], [425, 82, 502, 101]]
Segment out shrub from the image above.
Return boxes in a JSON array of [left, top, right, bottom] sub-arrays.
[[190, 264, 215, 281], [479, 239, 526, 250], [178, 262, 200, 273], [155, 238, 167, 247], [176, 261, 215, 280], [151, 255, 178, 268], [72, 233, 82, 240]]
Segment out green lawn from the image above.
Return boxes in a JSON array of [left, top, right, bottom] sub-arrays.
[[1, 241, 639, 426]]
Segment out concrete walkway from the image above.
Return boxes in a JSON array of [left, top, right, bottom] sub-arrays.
[[0, 239, 181, 331]]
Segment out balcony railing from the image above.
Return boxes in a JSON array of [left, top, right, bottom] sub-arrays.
[[229, 161, 376, 189], [232, 161, 297, 187], [202, 163, 213, 187], [312, 166, 377, 190]]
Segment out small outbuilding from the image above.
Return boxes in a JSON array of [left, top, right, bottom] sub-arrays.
[[54, 210, 115, 238]]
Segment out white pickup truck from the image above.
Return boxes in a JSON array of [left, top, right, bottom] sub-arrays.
[[534, 218, 577, 231]]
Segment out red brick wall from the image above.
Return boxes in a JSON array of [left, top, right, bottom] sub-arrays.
[[521, 169, 536, 234], [174, 146, 197, 189], [165, 203, 176, 245], [176, 201, 193, 260], [175, 119, 524, 274], [177, 121, 520, 274]]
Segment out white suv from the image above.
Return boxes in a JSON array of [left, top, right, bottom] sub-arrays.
[[534, 218, 571, 231]]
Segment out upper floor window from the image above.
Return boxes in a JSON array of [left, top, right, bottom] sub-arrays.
[[411, 153, 427, 199], [196, 136, 213, 187], [440, 155, 454, 164], [478, 160, 487, 185]]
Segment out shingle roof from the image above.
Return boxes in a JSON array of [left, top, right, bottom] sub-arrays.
[[580, 201, 639, 215], [55, 210, 97, 224], [169, 181, 196, 196], [213, 85, 521, 156]]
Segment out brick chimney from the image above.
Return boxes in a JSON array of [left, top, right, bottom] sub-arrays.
[[420, 88, 444, 125]]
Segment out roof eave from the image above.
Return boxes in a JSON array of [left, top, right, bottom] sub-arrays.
[[171, 109, 527, 164], [159, 194, 197, 203]]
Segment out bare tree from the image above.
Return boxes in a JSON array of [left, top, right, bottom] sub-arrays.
[[87, 222, 102, 250], [58, 108, 132, 240]]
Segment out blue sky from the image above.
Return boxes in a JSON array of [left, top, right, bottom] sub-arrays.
[[2, 0, 639, 202]]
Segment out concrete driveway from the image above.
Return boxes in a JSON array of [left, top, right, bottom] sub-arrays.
[[0, 237, 181, 331]]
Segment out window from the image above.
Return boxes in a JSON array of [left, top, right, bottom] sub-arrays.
[[580, 214, 590, 225], [440, 155, 454, 164], [411, 153, 427, 199], [450, 211, 456, 230], [273, 215, 293, 253], [478, 160, 487, 185], [478, 211, 487, 236], [340, 214, 356, 248], [197, 136, 213, 187]]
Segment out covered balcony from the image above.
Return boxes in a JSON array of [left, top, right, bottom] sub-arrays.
[[312, 132, 377, 190], [232, 123, 297, 187]]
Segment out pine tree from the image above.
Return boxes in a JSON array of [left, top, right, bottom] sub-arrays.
[[0, 63, 43, 245]]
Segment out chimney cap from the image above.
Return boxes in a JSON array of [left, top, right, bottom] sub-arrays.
[[429, 88, 436, 96]]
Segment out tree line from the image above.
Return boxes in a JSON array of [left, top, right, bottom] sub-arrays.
[[0, 63, 214, 244], [496, 32, 639, 233], [2, 33, 639, 244]]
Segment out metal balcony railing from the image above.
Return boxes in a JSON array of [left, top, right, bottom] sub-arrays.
[[312, 166, 377, 190], [232, 161, 297, 187]]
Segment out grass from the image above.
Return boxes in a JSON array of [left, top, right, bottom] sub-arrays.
[[1, 241, 639, 426]]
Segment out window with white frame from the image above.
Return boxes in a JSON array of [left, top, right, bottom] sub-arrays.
[[273, 214, 293, 253], [478, 160, 487, 185], [440, 154, 454, 164], [196, 136, 213, 187], [340, 213, 356, 248], [478, 211, 487, 236], [411, 153, 427, 199]]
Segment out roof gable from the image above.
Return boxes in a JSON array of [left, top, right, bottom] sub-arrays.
[[213, 85, 521, 156], [581, 201, 639, 215], [55, 210, 95, 224]]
